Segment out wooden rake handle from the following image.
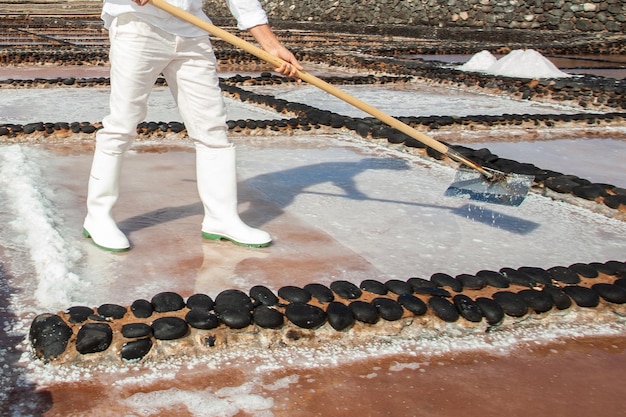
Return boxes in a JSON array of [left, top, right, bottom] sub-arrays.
[[148, 0, 493, 178]]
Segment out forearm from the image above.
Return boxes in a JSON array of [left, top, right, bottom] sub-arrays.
[[248, 24, 302, 77]]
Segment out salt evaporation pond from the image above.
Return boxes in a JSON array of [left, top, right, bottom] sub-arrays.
[[1, 57, 626, 414]]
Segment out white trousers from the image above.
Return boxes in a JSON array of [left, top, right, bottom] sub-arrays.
[[97, 13, 229, 155]]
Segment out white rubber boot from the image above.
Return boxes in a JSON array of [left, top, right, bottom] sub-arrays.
[[82, 149, 130, 251], [196, 145, 271, 248]]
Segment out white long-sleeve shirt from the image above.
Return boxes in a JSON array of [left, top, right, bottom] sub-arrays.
[[101, 0, 269, 36]]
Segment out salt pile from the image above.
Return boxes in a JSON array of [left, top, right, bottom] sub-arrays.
[[459, 49, 571, 79]]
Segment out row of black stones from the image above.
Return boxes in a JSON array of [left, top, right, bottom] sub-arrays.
[[29, 260, 626, 363]]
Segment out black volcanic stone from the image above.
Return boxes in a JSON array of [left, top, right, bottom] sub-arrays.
[[499, 268, 535, 287], [186, 309, 220, 330], [475, 297, 504, 325], [360, 279, 388, 295], [285, 302, 326, 329], [152, 317, 189, 340], [428, 296, 459, 322], [30, 314, 73, 361], [186, 294, 215, 311], [430, 273, 463, 292], [151, 292, 186, 313], [544, 176, 580, 193], [547, 266, 581, 284], [121, 323, 152, 338], [572, 184, 607, 200], [121, 338, 153, 362], [215, 289, 253, 312], [330, 280, 362, 300], [492, 291, 528, 317], [407, 277, 437, 290], [326, 302, 355, 331], [543, 286, 572, 310], [397, 294, 428, 316], [518, 289, 553, 313], [303, 283, 335, 303], [250, 285, 279, 306], [65, 306, 94, 323], [568, 263, 599, 278], [76, 323, 113, 354], [218, 307, 252, 329], [371, 298, 404, 321], [604, 194, 626, 209], [475, 270, 509, 288], [456, 274, 486, 290], [414, 287, 452, 297], [604, 261, 626, 274], [562, 285, 599, 308], [349, 300, 379, 324], [278, 286, 312, 303], [131, 299, 154, 319], [453, 294, 483, 322], [252, 305, 284, 329], [591, 283, 626, 304], [97, 303, 127, 319], [384, 279, 413, 295], [517, 267, 553, 285], [589, 262, 619, 276]]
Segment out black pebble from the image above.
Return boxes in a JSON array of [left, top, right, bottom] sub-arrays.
[[475, 270, 509, 288], [97, 303, 127, 319], [278, 286, 312, 303], [500, 268, 535, 288], [252, 305, 284, 329], [518, 289, 553, 313], [517, 267, 553, 285], [492, 291, 528, 317], [349, 300, 379, 324], [186, 294, 214, 311], [430, 273, 463, 292], [456, 274, 486, 290], [397, 294, 428, 316], [360, 279, 388, 295], [131, 299, 154, 319], [121, 323, 152, 338], [186, 309, 220, 329], [407, 277, 437, 290], [326, 302, 355, 331], [372, 298, 404, 321], [589, 262, 618, 276], [562, 285, 599, 307], [428, 296, 459, 322], [250, 285, 279, 306], [76, 323, 113, 354], [303, 283, 335, 303], [330, 280, 362, 299], [66, 306, 94, 323], [214, 289, 253, 312], [285, 302, 326, 329], [569, 263, 599, 279], [218, 307, 252, 329], [29, 314, 73, 361], [542, 286, 572, 310], [151, 292, 186, 312], [475, 297, 504, 325], [121, 338, 153, 362], [384, 279, 413, 295], [547, 266, 581, 284], [453, 294, 483, 322], [414, 287, 451, 297], [591, 283, 626, 304], [152, 317, 189, 340]]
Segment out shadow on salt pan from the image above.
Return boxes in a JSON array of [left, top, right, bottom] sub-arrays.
[[453, 204, 540, 235]]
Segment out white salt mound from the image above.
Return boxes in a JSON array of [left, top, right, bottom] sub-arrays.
[[459, 49, 571, 79], [457, 50, 498, 72]]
